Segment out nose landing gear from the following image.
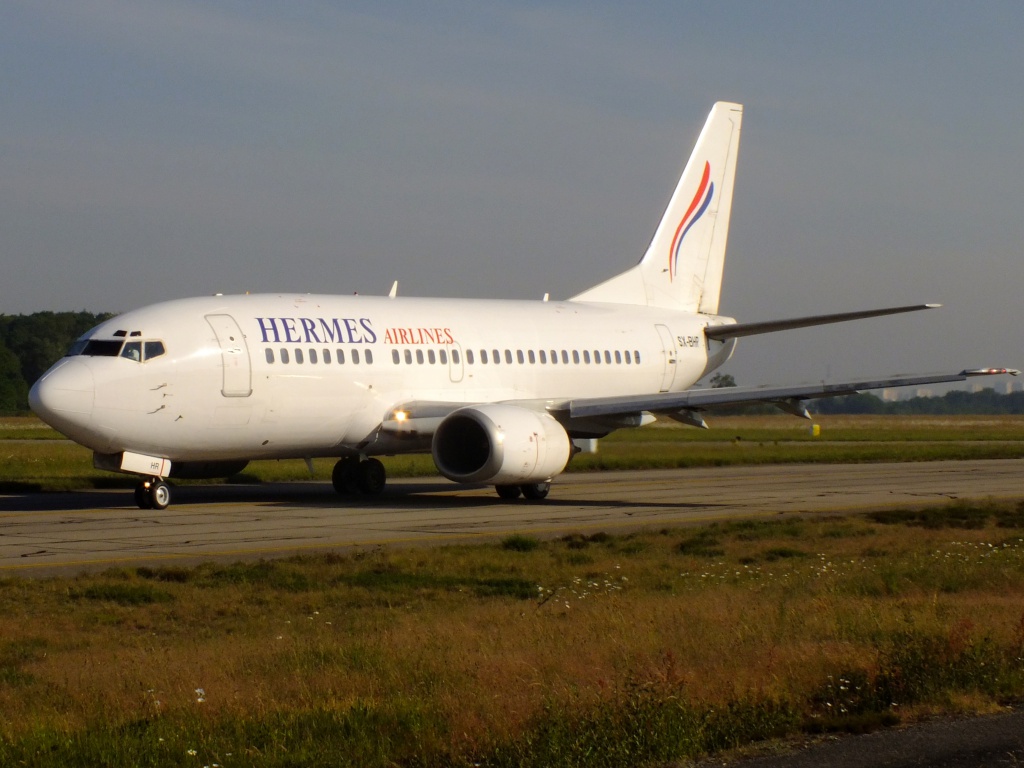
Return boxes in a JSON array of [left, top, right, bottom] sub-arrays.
[[134, 478, 171, 510]]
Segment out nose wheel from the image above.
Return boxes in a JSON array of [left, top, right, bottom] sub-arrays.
[[134, 478, 171, 510]]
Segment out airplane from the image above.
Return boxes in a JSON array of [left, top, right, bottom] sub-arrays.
[[29, 101, 1016, 510]]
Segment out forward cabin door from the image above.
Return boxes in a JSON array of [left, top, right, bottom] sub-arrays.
[[654, 324, 678, 392], [206, 314, 253, 397]]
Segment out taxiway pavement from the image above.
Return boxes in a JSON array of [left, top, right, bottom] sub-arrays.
[[2, 459, 1022, 575]]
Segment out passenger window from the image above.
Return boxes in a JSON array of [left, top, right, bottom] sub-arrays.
[[634, 350, 641, 363], [583, 351, 591, 364], [593, 350, 601, 364], [120, 342, 142, 362], [517, 350, 525, 364], [572, 350, 580, 364], [463, 349, 470, 365], [624, 350, 632, 364], [439, 349, 448, 364], [538, 350, 546, 364], [604, 351, 612, 364], [365, 350, 373, 364], [295, 349, 304, 364], [428, 349, 436, 364], [528, 350, 536, 364], [352, 349, 361, 364], [453, 349, 461, 364], [144, 341, 166, 361], [309, 349, 318, 364], [323, 349, 332, 364], [416, 349, 424, 364], [392, 349, 401, 364], [615, 350, 622, 364], [404, 349, 412, 364], [493, 349, 500, 364], [505, 349, 513, 364], [281, 348, 290, 364], [337, 349, 346, 364], [265, 348, 275, 364]]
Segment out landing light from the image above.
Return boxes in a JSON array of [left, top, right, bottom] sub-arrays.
[[393, 410, 409, 423]]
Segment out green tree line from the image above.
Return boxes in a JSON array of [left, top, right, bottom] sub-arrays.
[[0, 312, 113, 413]]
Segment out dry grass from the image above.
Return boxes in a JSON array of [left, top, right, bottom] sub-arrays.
[[2, 506, 1024, 765]]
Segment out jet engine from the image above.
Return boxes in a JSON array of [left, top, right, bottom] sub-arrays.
[[432, 404, 572, 485]]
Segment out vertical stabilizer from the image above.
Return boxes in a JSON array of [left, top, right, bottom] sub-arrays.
[[571, 102, 742, 312]]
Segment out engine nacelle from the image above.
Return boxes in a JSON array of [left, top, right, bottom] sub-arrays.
[[432, 404, 572, 485]]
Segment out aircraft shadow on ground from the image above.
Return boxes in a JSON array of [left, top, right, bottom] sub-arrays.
[[0, 482, 723, 513]]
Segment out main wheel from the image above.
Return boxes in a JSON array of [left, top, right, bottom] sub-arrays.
[[357, 458, 387, 495], [149, 480, 171, 510], [495, 484, 522, 500], [332, 458, 361, 495], [134, 484, 153, 510], [521, 482, 550, 500]]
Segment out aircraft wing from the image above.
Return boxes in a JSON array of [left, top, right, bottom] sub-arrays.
[[564, 368, 1019, 428], [376, 368, 1018, 440]]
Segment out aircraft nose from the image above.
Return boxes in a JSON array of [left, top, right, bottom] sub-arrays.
[[29, 359, 95, 425]]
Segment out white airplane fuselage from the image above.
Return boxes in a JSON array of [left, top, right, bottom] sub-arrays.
[[38, 293, 735, 463]]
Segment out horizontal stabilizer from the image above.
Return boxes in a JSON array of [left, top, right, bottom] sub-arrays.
[[705, 304, 940, 341]]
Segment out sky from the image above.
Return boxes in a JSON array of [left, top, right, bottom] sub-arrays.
[[2, 1, 1023, 388]]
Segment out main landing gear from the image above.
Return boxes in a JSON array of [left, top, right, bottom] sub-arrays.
[[495, 482, 551, 501], [134, 477, 171, 510], [332, 457, 387, 496]]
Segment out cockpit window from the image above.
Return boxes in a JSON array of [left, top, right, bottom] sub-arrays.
[[66, 338, 168, 361], [121, 342, 142, 361], [66, 339, 89, 356], [81, 340, 124, 357], [144, 341, 166, 361]]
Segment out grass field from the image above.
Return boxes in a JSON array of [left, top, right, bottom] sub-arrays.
[[2, 502, 1024, 766], [4, 414, 1024, 492]]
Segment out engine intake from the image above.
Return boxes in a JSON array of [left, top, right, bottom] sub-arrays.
[[432, 404, 571, 485]]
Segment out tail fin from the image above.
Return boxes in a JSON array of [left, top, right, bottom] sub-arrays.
[[571, 102, 742, 312]]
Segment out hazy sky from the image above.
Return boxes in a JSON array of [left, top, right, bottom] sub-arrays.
[[3, 1, 1022, 387]]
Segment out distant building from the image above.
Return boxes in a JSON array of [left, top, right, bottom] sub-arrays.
[[915, 388, 934, 399], [881, 389, 900, 402]]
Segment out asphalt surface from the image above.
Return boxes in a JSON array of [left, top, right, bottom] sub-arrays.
[[2, 459, 1023, 575], [699, 710, 1024, 767]]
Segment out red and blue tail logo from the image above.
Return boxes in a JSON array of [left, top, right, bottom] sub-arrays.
[[668, 161, 714, 281]]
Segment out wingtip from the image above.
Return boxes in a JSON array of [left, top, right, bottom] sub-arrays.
[[962, 367, 1020, 377]]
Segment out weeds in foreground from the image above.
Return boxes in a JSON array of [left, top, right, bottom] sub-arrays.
[[2, 502, 1024, 766]]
